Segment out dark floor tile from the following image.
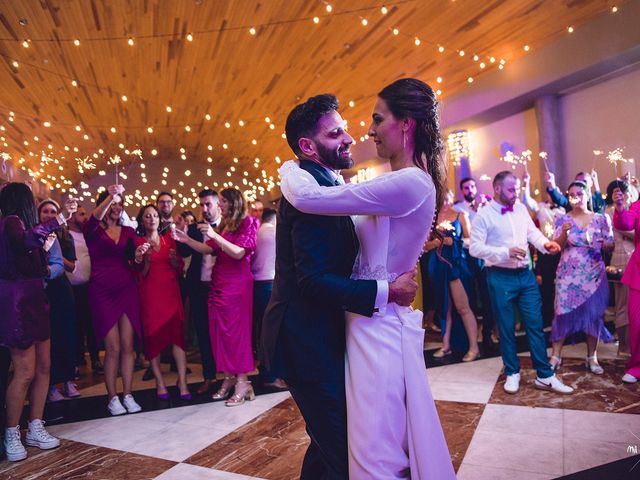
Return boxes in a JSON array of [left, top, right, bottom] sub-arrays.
[[0, 439, 176, 479], [489, 356, 640, 413]]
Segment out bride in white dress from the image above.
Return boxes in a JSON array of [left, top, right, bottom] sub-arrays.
[[279, 78, 455, 479]]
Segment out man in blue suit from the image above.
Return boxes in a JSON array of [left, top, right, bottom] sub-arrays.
[[177, 189, 221, 395], [261, 95, 417, 479]]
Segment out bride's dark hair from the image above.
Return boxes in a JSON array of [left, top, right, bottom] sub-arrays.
[[378, 78, 448, 259], [377, 78, 447, 215]]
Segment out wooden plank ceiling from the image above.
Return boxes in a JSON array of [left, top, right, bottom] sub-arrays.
[[0, 0, 618, 206]]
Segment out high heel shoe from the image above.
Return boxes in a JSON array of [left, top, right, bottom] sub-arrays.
[[550, 355, 562, 372], [585, 355, 604, 375], [212, 376, 236, 401], [462, 350, 481, 362], [177, 381, 192, 401], [432, 348, 451, 359], [225, 380, 256, 407]]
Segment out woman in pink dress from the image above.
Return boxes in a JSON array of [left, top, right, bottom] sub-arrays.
[[84, 185, 142, 415], [133, 205, 190, 400], [175, 188, 258, 406], [613, 185, 640, 383]]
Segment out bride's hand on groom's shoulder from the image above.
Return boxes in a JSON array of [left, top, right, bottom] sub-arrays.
[[388, 268, 418, 306]]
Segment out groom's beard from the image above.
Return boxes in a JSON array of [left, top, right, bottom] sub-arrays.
[[316, 142, 353, 171]]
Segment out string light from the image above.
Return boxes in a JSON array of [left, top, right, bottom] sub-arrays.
[[73, 39, 80, 46], [71, 80, 78, 87], [438, 46, 445, 53], [458, 50, 465, 56], [381, 6, 388, 14], [567, 26, 574, 33], [392, 28, 399, 35], [186, 33, 193, 42], [22, 40, 29, 48], [414, 37, 420, 46], [127, 37, 135, 46], [166, 106, 172, 113], [249, 27, 256, 35], [361, 18, 368, 26], [12, 61, 19, 68], [313, 17, 320, 24], [524, 45, 530, 51], [611, 6, 618, 13], [121, 95, 128, 102], [326, 4, 333, 13]]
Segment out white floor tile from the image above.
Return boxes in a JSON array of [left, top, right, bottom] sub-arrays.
[[155, 463, 263, 479], [563, 439, 635, 475], [563, 409, 640, 442], [456, 462, 554, 480], [477, 404, 563, 437], [429, 380, 495, 404], [462, 429, 564, 475]]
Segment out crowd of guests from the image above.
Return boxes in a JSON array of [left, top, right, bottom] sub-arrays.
[[0, 180, 279, 461], [1, 160, 639, 461], [422, 167, 639, 394]]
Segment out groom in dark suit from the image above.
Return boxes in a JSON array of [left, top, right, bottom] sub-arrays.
[[261, 94, 417, 479]]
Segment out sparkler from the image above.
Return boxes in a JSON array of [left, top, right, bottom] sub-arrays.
[[539, 151, 550, 172], [436, 220, 455, 232], [500, 149, 533, 171], [109, 154, 122, 185]]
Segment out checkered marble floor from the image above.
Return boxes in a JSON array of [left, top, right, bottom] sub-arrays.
[[1, 344, 639, 479]]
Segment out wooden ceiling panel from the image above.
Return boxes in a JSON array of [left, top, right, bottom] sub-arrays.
[[0, 0, 620, 202]]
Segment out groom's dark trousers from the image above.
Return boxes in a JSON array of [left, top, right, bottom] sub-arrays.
[[261, 160, 378, 480]]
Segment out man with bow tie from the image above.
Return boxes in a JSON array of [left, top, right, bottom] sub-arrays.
[[470, 171, 575, 395]]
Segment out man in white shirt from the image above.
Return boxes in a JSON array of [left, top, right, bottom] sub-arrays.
[[470, 171, 574, 395], [67, 205, 102, 373]]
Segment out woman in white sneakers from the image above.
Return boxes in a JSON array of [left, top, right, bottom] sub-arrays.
[[0, 183, 76, 461]]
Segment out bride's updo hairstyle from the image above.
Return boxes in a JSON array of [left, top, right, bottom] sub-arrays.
[[377, 78, 447, 214]]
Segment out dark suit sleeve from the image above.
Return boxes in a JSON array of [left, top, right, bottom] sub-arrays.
[[177, 224, 197, 258], [291, 212, 378, 317]]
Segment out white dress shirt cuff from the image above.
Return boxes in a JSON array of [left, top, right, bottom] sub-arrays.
[[375, 280, 389, 315]]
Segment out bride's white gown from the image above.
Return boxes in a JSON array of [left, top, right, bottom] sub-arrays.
[[280, 161, 455, 480]]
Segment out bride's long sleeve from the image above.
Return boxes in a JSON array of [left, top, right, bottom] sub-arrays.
[[279, 161, 434, 217]]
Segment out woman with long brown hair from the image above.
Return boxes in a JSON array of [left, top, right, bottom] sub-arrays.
[[0, 183, 76, 461], [278, 78, 455, 478], [175, 188, 258, 406]]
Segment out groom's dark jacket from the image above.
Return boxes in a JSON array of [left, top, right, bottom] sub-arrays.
[[261, 160, 378, 383]]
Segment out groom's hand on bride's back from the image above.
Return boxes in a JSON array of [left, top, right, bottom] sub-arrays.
[[388, 269, 418, 306]]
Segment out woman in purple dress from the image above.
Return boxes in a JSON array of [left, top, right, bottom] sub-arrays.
[[84, 185, 142, 415], [0, 183, 76, 461], [176, 188, 258, 406], [551, 181, 615, 374]]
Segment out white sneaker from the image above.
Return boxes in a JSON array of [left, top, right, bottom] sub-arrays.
[[3, 425, 27, 461], [534, 374, 574, 394], [622, 373, 638, 383], [122, 394, 142, 413], [107, 395, 126, 416], [25, 419, 60, 450], [504, 373, 520, 394]]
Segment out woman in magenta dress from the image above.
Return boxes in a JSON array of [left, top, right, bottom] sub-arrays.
[[133, 205, 190, 400], [84, 185, 142, 415], [613, 185, 640, 383], [176, 188, 258, 406]]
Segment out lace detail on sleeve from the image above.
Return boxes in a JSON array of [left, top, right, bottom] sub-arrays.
[[351, 260, 398, 282]]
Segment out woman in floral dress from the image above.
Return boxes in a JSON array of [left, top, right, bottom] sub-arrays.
[[551, 181, 614, 374]]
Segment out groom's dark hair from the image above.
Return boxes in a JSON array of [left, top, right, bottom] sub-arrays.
[[285, 94, 339, 157]]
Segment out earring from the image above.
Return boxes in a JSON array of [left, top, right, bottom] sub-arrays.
[[403, 131, 407, 149]]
